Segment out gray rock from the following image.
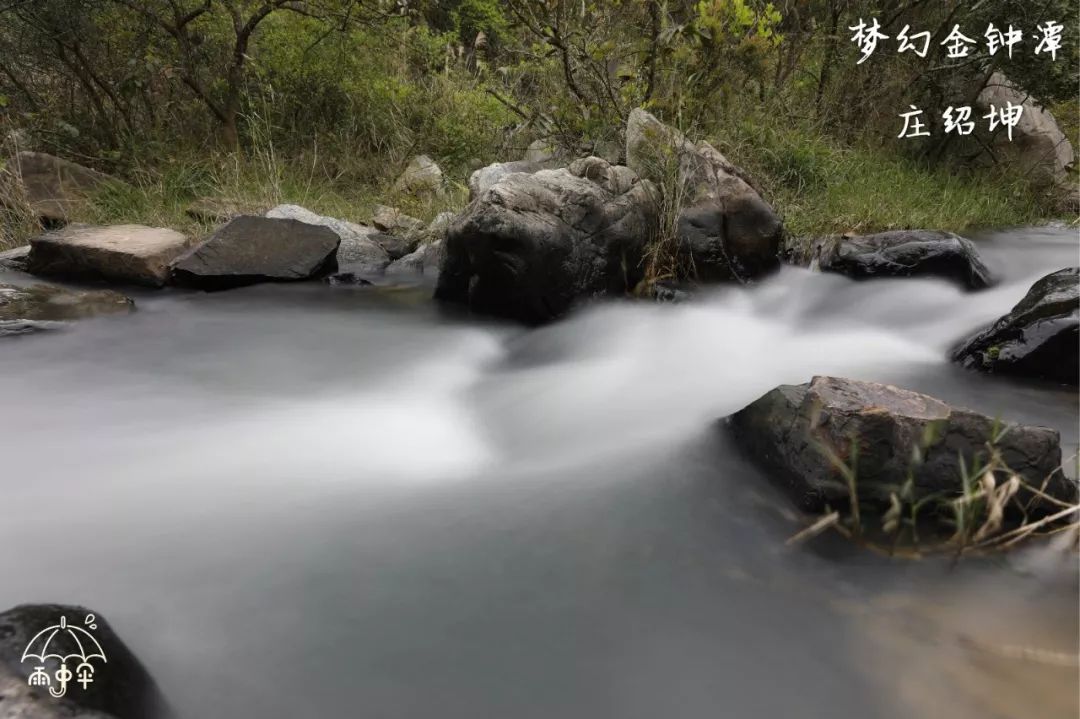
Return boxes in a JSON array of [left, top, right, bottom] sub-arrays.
[[370, 205, 424, 235], [435, 156, 658, 324], [0, 245, 30, 272], [952, 267, 1078, 384], [625, 109, 782, 282], [523, 139, 569, 167], [727, 376, 1075, 514], [265, 204, 390, 273], [28, 225, 195, 287], [3, 152, 122, 224], [468, 161, 544, 200], [0, 604, 171, 718], [426, 212, 456, 239], [170, 215, 339, 290], [391, 155, 444, 198], [806, 230, 994, 290], [386, 240, 443, 280], [975, 72, 1075, 187]]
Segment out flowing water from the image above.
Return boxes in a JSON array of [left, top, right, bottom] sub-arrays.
[[1, 226, 1076, 718]]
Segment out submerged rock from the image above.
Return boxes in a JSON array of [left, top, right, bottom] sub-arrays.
[[0, 282, 133, 323], [3, 151, 122, 225], [436, 156, 658, 324], [0, 245, 30, 272], [28, 224, 194, 287], [726, 376, 1074, 513], [0, 603, 171, 718], [952, 267, 1078, 384], [170, 215, 339, 290], [626, 108, 782, 282], [806, 230, 994, 290]]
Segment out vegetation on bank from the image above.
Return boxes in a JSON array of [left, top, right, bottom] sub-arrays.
[[0, 0, 1076, 251]]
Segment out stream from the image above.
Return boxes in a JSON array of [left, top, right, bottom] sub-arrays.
[[1, 225, 1077, 718]]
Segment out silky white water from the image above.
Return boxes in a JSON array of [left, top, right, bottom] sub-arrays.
[[0, 226, 1076, 718]]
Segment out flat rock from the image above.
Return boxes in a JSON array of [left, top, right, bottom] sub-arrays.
[[4, 152, 121, 224], [808, 230, 994, 290], [370, 205, 424, 235], [953, 267, 1078, 384], [0, 603, 171, 718], [170, 215, 339, 290], [28, 225, 194, 287], [727, 376, 1074, 513]]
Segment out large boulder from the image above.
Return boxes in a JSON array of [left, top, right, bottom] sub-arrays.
[[975, 72, 1075, 188], [391, 155, 444, 199], [468, 161, 543, 201], [28, 225, 195, 287], [805, 230, 994, 290], [0, 282, 133, 338], [3, 152, 122, 225], [435, 156, 658, 324], [727, 376, 1074, 514], [952, 268, 1078, 384], [265, 204, 391, 275], [625, 109, 782, 282], [0, 604, 171, 718], [170, 215, 339, 290]]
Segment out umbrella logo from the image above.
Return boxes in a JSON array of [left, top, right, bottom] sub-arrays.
[[21, 614, 107, 699]]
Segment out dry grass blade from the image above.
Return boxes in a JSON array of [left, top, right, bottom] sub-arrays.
[[786, 511, 841, 546]]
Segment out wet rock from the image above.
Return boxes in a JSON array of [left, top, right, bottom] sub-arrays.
[[2, 152, 122, 225], [626, 108, 782, 282], [170, 215, 339, 290], [323, 272, 374, 287], [807, 230, 994, 290], [468, 161, 543, 201], [386, 240, 443, 280], [28, 225, 195, 287], [265, 204, 391, 273], [952, 268, 1078, 385], [0, 245, 30, 272], [0, 282, 133, 327], [370, 205, 424, 236], [0, 603, 171, 718], [392, 155, 444, 199], [436, 156, 658, 324], [727, 376, 1075, 514]]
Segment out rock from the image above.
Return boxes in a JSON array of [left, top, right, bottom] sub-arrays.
[[975, 72, 1075, 188], [625, 109, 782, 282], [386, 240, 443, 280], [426, 211, 456, 239], [28, 225, 195, 287], [392, 155, 444, 198], [323, 272, 374, 287], [435, 156, 658, 324], [806, 230, 994, 290], [468, 161, 544, 200], [170, 215, 339, 290], [0, 245, 30, 272], [523, 139, 568, 167], [952, 268, 1078, 385], [265, 204, 391, 274], [727, 376, 1075, 514], [370, 205, 424, 236], [185, 198, 265, 224], [0, 282, 133, 325], [3, 152, 122, 225], [0, 603, 171, 718]]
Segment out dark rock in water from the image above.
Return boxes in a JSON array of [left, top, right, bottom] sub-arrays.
[[3, 151, 123, 225], [0, 245, 30, 272], [170, 215, 339, 290], [369, 233, 413, 262], [0, 283, 133, 339], [323, 272, 374, 286], [0, 603, 171, 718], [29, 225, 196, 287], [626, 108, 783, 282], [952, 267, 1079, 385], [810, 230, 994, 290], [726, 376, 1074, 513], [436, 156, 658, 324]]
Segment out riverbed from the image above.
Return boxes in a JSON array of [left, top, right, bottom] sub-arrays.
[[1, 226, 1076, 718]]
